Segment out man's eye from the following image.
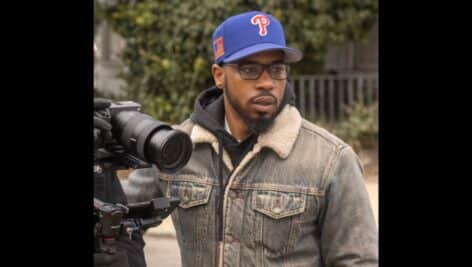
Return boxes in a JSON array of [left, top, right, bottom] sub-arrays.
[[240, 66, 259, 73], [271, 65, 285, 73]]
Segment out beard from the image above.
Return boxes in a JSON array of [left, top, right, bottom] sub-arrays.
[[223, 80, 286, 135]]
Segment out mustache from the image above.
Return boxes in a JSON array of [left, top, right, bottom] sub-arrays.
[[249, 92, 277, 104]]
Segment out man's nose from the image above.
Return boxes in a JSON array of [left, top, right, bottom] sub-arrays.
[[256, 68, 275, 90]]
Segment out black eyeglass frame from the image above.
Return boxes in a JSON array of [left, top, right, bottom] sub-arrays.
[[221, 62, 290, 80]]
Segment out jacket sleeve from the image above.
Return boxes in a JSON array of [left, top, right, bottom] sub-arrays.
[[121, 167, 164, 203], [319, 146, 378, 267], [118, 167, 165, 267]]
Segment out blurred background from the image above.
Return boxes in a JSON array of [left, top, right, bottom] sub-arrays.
[[94, 1, 378, 266]]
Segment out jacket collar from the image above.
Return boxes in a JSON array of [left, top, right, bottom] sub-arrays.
[[190, 104, 302, 159]]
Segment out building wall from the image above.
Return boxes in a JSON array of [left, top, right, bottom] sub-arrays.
[[94, 21, 127, 97]]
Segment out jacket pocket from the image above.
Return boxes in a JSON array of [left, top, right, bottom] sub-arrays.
[[159, 173, 214, 208], [164, 177, 214, 255], [253, 190, 306, 219], [168, 180, 212, 208], [252, 190, 306, 257]]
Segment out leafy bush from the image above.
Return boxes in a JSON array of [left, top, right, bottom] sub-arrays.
[[322, 102, 378, 151], [95, 0, 378, 124]]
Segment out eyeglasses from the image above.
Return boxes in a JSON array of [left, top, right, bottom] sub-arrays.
[[224, 62, 289, 80]]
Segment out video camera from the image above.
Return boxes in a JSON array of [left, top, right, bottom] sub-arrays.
[[95, 101, 192, 171], [94, 100, 192, 255]]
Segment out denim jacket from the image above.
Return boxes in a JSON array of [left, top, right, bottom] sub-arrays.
[[124, 105, 378, 267]]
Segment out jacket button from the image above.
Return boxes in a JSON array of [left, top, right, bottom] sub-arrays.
[[273, 207, 282, 214]]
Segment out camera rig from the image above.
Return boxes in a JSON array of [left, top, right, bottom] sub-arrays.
[[94, 100, 191, 255], [94, 192, 180, 254]]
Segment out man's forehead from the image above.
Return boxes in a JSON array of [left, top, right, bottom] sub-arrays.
[[237, 50, 285, 64]]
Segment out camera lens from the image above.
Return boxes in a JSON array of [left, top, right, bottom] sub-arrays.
[[111, 106, 192, 173], [161, 135, 183, 166], [146, 129, 192, 172]]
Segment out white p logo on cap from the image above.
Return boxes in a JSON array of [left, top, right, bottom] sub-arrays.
[[251, 14, 271, 36]]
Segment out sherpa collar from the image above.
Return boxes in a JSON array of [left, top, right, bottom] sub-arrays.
[[190, 105, 302, 161]]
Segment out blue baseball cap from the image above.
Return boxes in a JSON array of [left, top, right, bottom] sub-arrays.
[[212, 11, 303, 65]]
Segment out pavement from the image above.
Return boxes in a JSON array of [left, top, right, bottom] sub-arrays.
[[143, 232, 181, 267]]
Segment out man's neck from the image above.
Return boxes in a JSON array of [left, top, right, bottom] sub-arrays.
[[223, 100, 249, 141]]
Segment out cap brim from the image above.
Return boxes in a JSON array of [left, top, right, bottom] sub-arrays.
[[222, 43, 303, 64]]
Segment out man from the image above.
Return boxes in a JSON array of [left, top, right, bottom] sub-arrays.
[[124, 10, 378, 267]]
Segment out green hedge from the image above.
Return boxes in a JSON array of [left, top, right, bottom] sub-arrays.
[[320, 102, 378, 151], [95, 0, 378, 124]]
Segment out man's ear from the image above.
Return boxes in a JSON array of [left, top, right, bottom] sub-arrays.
[[211, 64, 225, 90]]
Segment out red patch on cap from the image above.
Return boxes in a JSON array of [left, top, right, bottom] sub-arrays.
[[213, 36, 224, 60]]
